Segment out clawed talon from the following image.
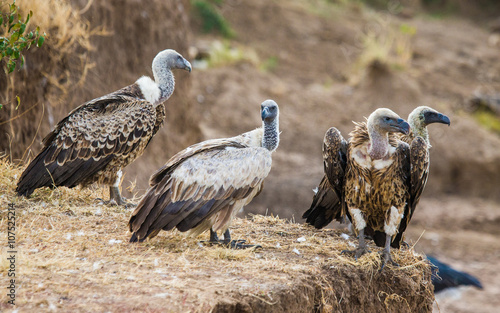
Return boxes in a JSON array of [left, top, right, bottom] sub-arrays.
[[95, 197, 136, 208], [341, 247, 371, 260], [379, 249, 399, 271], [201, 229, 261, 250], [229, 240, 262, 250], [200, 239, 261, 250]]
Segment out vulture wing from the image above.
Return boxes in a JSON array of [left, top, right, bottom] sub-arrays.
[[391, 136, 429, 248], [303, 127, 348, 228], [16, 93, 157, 196], [129, 142, 272, 242]]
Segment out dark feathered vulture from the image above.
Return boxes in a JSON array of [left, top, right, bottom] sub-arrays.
[[129, 100, 280, 247], [16, 49, 192, 205], [381, 106, 450, 249], [342, 108, 412, 268], [427, 256, 483, 293], [304, 106, 450, 252], [306, 109, 412, 268]]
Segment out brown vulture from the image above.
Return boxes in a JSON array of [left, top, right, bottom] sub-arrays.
[[304, 108, 410, 268], [16, 49, 192, 205], [129, 100, 280, 248], [381, 106, 450, 248], [304, 107, 449, 267]]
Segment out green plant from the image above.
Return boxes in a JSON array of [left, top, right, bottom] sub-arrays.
[[473, 109, 500, 134], [1, 0, 45, 73], [191, 0, 234, 38]]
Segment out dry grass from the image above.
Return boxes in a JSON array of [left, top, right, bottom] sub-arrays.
[[0, 157, 434, 312], [352, 14, 417, 83]]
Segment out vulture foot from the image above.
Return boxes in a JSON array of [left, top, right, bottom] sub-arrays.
[[379, 249, 399, 271], [97, 186, 136, 208], [341, 228, 370, 260], [201, 229, 262, 249], [341, 246, 371, 260], [379, 234, 399, 271]]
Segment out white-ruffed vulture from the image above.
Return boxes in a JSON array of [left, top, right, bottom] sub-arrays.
[[16, 49, 192, 205], [304, 107, 450, 253], [305, 108, 411, 268], [129, 100, 280, 248], [377, 106, 450, 248]]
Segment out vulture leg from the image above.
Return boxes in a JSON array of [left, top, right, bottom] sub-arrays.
[[379, 234, 399, 271], [97, 186, 136, 207], [202, 229, 261, 250], [342, 228, 371, 260]]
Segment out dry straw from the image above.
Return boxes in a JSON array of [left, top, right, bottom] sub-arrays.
[[0, 157, 434, 311]]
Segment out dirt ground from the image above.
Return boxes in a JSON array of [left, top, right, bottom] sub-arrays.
[[0, 164, 433, 312]]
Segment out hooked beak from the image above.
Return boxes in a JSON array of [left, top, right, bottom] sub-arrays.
[[394, 118, 410, 135], [424, 111, 450, 126], [261, 107, 271, 120], [184, 59, 192, 72]]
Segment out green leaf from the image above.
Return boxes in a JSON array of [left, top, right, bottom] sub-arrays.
[[8, 60, 16, 73], [0, 104, 3, 110], [13, 49, 20, 59], [15, 96, 21, 110], [6, 47, 13, 56], [10, 31, 20, 43], [0, 16, 3, 25], [26, 12, 31, 24], [28, 31, 33, 39], [20, 23, 26, 35], [20, 55, 25, 67], [37, 36, 45, 47]]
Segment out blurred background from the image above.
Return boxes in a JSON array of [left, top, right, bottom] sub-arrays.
[[1, 0, 499, 311]]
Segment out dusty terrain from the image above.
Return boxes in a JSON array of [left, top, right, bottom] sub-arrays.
[[1, 0, 500, 312], [0, 160, 433, 312]]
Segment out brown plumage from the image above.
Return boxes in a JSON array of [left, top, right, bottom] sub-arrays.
[[303, 128, 348, 229], [16, 49, 192, 205], [305, 107, 450, 253], [306, 108, 411, 268], [383, 106, 450, 248], [129, 100, 280, 246]]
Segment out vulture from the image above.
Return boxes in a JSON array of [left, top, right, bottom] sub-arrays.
[[16, 49, 192, 205], [427, 256, 483, 293], [304, 106, 450, 250], [129, 100, 280, 248], [305, 108, 412, 268], [384, 106, 450, 248]]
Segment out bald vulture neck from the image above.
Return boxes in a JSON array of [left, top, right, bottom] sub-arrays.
[[153, 67, 175, 105], [367, 126, 390, 160], [262, 118, 279, 152], [409, 120, 430, 146]]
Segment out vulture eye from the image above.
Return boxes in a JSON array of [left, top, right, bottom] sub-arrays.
[[384, 117, 391, 122]]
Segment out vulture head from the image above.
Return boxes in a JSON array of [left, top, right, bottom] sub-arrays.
[[261, 100, 279, 122], [409, 106, 451, 129], [367, 108, 410, 136], [152, 49, 192, 76], [407, 106, 450, 146]]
